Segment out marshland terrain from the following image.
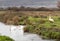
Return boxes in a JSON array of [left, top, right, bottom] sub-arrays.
[[0, 10, 60, 41], [0, 0, 59, 41]]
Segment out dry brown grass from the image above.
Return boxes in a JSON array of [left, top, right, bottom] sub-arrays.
[[0, 11, 60, 24]]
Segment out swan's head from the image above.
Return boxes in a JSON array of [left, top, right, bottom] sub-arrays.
[[49, 16, 52, 19]]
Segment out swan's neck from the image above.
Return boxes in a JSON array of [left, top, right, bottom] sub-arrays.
[[49, 16, 52, 19]]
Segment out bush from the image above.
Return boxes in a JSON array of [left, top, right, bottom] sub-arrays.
[[40, 19, 46, 24], [24, 25, 35, 33], [0, 35, 14, 41]]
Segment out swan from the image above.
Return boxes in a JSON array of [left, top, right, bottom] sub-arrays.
[[48, 16, 54, 23]]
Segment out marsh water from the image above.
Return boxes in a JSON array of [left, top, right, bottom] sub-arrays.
[[0, 22, 54, 41]]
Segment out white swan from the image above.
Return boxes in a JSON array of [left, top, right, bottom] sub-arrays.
[[49, 16, 54, 22]]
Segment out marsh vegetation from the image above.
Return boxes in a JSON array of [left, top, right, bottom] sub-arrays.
[[0, 10, 60, 41]]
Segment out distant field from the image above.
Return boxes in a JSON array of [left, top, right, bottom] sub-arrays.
[[0, 11, 60, 24], [0, 11, 7, 14], [16, 11, 60, 16], [0, 11, 60, 16]]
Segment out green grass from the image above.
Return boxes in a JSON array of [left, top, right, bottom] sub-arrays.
[[24, 16, 60, 28], [24, 16, 60, 40], [0, 35, 14, 41]]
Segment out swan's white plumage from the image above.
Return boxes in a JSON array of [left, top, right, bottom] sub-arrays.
[[49, 16, 54, 22]]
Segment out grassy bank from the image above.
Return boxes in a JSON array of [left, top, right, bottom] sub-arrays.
[[24, 16, 60, 41], [0, 35, 14, 41]]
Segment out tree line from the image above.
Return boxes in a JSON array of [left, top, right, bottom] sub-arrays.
[[0, 6, 59, 11], [0, 1, 60, 11]]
